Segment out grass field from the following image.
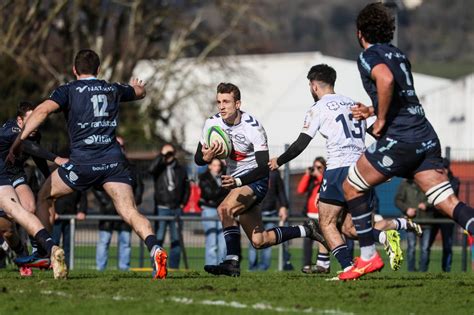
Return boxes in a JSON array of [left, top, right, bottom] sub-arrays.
[[1, 246, 473, 314], [0, 269, 473, 315]]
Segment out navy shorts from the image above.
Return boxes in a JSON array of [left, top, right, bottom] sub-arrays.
[[319, 167, 349, 206], [365, 136, 444, 178], [10, 172, 27, 189], [58, 161, 132, 191], [247, 176, 269, 204]]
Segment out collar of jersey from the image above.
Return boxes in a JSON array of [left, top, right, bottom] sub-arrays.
[[79, 76, 97, 80]]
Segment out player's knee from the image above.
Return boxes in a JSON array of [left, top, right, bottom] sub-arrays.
[[217, 204, 233, 219], [426, 181, 455, 207]]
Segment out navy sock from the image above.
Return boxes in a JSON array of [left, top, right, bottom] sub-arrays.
[[347, 194, 374, 247], [332, 244, 353, 269], [223, 226, 241, 261], [144, 235, 160, 252], [29, 235, 38, 252], [34, 229, 55, 257], [269, 226, 302, 245], [453, 202, 474, 234]]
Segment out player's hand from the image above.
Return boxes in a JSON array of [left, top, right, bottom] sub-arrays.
[[54, 156, 69, 166], [130, 77, 146, 88], [406, 207, 417, 218], [268, 157, 280, 170], [351, 102, 373, 120], [279, 207, 288, 223], [221, 175, 237, 189], [76, 212, 86, 221], [371, 118, 386, 138], [202, 141, 224, 162], [418, 202, 427, 211]]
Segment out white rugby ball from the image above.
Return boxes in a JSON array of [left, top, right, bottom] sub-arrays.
[[207, 126, 232, 159]]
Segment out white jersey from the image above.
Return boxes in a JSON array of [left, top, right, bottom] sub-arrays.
[[301, 94, 366, 170], [200, 111, 268, 177]]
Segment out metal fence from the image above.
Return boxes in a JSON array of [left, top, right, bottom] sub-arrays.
[[54, 215, 472, 272]]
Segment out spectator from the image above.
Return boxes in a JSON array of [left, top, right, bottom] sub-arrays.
[[52, 191, 87, 267], [297, 157, 329, 273], [148, 143, 190, 269], [428, 158, 460, 272], [395, 179, 434, 272], [198, 158, 228, 266], [95, 136, 144, 271], [248, 169, 293, 271]]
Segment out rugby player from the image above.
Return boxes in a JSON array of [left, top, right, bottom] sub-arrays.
[[339, 2, 474, 280], [1, 102, 68, 272], [194, 82, 326, 277], [8, 49, 167, 279], [269, 64, 421, 273]]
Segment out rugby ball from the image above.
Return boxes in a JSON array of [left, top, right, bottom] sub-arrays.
[[206, 126, 232, 159]]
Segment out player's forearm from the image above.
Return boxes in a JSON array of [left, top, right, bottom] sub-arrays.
[[237, 151, 269, 186], [373, 68, 394, 121], [276, 133, 312, 167], [22, 140, 58, 162], [19, 106, 49, 141], [194, 143, 208, 166]]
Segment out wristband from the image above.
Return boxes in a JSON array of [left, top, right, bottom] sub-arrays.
[[235, 177, 242, 187]]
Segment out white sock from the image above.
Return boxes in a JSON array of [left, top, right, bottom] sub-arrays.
[[398, 218, 407, 230], [317, 260, 330, 268], [299, 225, 307, 237], [378, 231, 387, 244], [226, 255, 239, 262], [360, 245, 376, 260]]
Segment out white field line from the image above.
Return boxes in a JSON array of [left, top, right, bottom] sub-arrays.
[[168, 297, 354, 315]]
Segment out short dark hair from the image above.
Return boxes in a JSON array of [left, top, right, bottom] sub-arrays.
[[74, 49, 100, 76], [357, 2, 395, 44], [307, 64, 337, 86], [16, 101, 36, 118], [217, 82, 241, 101]]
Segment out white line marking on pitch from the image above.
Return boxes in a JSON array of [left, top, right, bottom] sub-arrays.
[[168, 297, 354, 315]]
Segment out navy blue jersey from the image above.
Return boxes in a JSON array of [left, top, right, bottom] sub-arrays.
[[357, 43, 437, 142], [49, 78, 135, 164]]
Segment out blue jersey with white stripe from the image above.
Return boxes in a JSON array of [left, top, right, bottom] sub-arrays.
[[49, 78, 135, 164], [357, 43, 437, 142]]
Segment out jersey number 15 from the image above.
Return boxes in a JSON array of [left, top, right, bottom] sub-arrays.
[[335, 113, 363, 139]]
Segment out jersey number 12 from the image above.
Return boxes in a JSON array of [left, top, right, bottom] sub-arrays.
[[91, 94, 109, 117]]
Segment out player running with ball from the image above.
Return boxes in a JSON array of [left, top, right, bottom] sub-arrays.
[[195, 82, 325, 277]]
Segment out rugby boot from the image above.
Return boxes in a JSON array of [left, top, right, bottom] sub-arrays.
[[14, 251, 50, 269], [383, 230, 403, 270], [51, 246, 68, 279], [303, 219, 329, 250], [407, 219, 423, 237], [204, 260, 240, 277], [152, 246, 168, 279], [338, 252, 384, 280]]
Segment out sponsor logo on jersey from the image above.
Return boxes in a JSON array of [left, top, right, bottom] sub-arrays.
[[76, 86, 88, 93], [416, 140, 437, 154], [326, 101, 340, 111], [76, 85, 114, 93], [407, 105, 425, 116], [321, 179, 327, 192], [83, 135, 112, 145], [77, 120, 117, 129]]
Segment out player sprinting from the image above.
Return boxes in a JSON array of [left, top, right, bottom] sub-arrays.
[[269, 64, 421, 273], [194, 82, 325, 277], [8, 49, 167, 279], [0, 102, 68, 274], [339, 2, 474, 280]]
